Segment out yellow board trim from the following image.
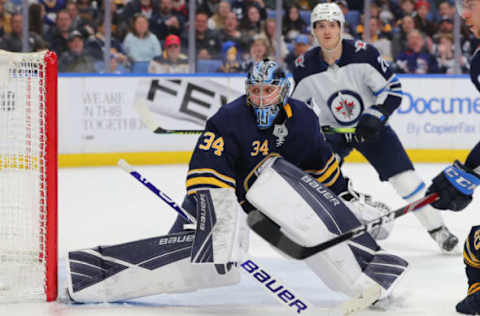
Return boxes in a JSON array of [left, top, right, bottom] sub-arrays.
[[59, 152, 193, 168], [58, 149, 471, 168], [345, 149, 470, 163]]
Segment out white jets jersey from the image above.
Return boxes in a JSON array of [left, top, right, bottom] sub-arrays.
[[292, 39, 403, 128]]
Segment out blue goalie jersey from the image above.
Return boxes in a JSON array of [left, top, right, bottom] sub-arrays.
[[186, 95, 346, 210]]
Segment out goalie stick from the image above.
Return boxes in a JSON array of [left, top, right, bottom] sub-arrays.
[[135, 99, 354, 135], [117, 159, 380, 316], [247, 193, 439, 260]]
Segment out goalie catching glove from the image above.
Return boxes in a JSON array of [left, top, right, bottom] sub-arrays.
[[339, 178, 393, 240]]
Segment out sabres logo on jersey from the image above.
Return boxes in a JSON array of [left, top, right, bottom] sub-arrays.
[[354, 40, 367, 53], [327, 90, 364, 125], [295, 54, 305, 68]]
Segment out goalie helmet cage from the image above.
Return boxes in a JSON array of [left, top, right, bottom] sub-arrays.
[[0, 50, 57, 302]]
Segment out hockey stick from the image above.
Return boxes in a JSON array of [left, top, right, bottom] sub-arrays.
[[117, 159, 317, 315], [136, 99, 354, 136], [247, 193, 439, 260], [135, 100, 204, 135], [117, 159, 380, 315]]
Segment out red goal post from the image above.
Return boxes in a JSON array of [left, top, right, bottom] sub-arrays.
[[0, 50, 57, 302]]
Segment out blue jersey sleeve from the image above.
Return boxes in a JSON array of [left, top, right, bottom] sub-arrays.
[[186, 119, 238, 195]]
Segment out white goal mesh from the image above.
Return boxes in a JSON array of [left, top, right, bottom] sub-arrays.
[[0, 50, 57, 302]]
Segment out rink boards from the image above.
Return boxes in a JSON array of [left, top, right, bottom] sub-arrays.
[[57, 74, 477, 167]]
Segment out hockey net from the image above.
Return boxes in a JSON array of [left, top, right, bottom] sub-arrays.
[[0, 50, 57, 302]]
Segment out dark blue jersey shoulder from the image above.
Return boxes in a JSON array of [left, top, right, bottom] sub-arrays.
[[463, 225, 480, 285], [470, 48, 480, 93]]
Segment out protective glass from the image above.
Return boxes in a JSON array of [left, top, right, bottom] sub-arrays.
[[456, 0, 478, 16]]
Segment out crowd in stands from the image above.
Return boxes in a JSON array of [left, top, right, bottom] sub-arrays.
[[0, 0, 476, 74]]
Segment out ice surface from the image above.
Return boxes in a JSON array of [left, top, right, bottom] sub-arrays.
[[0, 162, 477, 316]]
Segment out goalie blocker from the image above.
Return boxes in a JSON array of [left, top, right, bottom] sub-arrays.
[[245, 157, 408, 300]]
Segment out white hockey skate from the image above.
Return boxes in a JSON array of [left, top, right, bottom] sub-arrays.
[[428, 225, 459, 253]]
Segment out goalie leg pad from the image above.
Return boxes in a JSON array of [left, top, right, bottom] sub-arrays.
[[191, 189, 248, 264], [389, 170, 444, 230], [246, 157, 407, 298], [66, 232, 240, 303]]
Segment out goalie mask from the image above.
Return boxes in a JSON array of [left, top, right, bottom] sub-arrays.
[[246, 60, 290, 129]]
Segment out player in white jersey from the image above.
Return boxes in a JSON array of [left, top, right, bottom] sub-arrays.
[[291, 2, 459, 253]]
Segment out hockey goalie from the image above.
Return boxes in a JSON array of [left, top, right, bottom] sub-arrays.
[[66, 60, 407, 311]]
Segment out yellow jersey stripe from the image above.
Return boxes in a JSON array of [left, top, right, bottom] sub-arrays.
[[186, 177, 235, 190], [466, 238, 480, 264], [464, 250, 480, 268], [316, 159, 339, 183], [284, 104, 292, 118], [468, 282, 480, 295], [305, 154, 335, 175], [322, 167, 340, 187], [188, 168, 235, 185], [243, 153, 281, 192]]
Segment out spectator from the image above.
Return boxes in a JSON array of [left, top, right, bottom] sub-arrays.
[[413, 0, 436, 38], [395, 29, 439, 74], [76, 0, 96, 22], [1, 13, 47, 52], [437, 1, 455, 21], [231, 0, 266, 22], [66, 1, 95, 40], [392, 15, 416, 60], [433, 16, 454, 43], [435, 33, 469, 74], [198, 0, 221, 17], [85, 15, 129, 68], [356, 3, 393, 40], [217, 41, 243, 73], [0, 1, 11, 37], [58, 30, 96, 72], [148, 34, 188, 73], [399, 0, 415, 18], [122, 0, 157, 22], [98, 1, 128, 41], [366, 16, 393, 62], [282, 4, 307, 43], [208, 0, 231, 30], [46, 10, 73, 56], [40, 0, 67, 26], [29, 3, 47, 38], [285, 33, 311, 73], [171, 0, 187, 17], [186, 11, 222, 60], [123, 14, 162, 63], [241, 34, 271, 72], [260, 17, 289, 60], [239, 4, 263, 38], [150, 0, 184, 41], [218, 11, 249, 52]]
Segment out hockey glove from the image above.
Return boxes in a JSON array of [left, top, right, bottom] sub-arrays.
[[427, 160, 480, 211], [456, 291, 480, 315], [355, 105, 388, 142]]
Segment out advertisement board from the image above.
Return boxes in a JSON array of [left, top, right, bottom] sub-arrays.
[[58, 74, 474, 166]]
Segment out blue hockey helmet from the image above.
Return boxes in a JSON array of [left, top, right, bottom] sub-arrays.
[[246, 59, 291, 129]]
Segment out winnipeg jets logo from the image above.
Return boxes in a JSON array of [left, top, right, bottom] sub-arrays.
[[273, 124, 288, 147], [354, 40, 367, 53], [327, 90, 364, 125], [295, 54, 305, 68]]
